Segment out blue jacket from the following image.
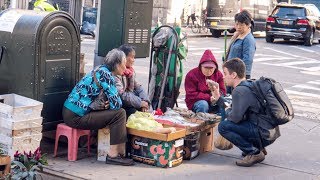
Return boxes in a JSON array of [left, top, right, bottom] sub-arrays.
[[64, 65, 122, 116], [227, 33, 256, 76]]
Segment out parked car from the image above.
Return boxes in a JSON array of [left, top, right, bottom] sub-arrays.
[[265, 3, 320, 46]]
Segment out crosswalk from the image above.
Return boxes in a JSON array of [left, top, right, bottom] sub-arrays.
[[184, 44, 320, 121]]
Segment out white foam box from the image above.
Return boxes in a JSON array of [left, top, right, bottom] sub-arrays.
[[0, 126, 42, 137], [0, 117, 42, 130], [0, 133, 42, 158], [0, 94, 43, 122]]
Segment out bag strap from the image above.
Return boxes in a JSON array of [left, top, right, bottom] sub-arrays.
[[92, 68, 103, 90]]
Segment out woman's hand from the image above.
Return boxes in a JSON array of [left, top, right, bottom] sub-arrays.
[[141, 101, 149, 112], [104, 100, 110, 109]]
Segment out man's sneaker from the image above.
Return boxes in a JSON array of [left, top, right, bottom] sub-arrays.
[[241, 148, 267, 157], [236, 151, 265, 167], [106, 154, 135, 166]]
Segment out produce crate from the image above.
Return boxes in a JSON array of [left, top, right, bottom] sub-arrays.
[[0, 134, 42, 158], [127, 127, 186, 168], [0, 117, 42, 130], [0, 126, 42, 137], [0, 94, 43, 122]]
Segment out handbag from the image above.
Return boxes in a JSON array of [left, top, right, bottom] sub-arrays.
[[89, 69, 108, 111]]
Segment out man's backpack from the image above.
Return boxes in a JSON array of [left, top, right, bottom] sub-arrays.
[[244, 77, 294, 126]]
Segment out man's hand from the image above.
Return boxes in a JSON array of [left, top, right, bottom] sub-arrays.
[[104, 100, 110, 109], [211, 85, 221, 101]]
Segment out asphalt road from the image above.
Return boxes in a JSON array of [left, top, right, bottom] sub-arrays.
[[81, 34, 320, 127]]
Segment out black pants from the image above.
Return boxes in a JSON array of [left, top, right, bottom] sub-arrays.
[[62, 107, 127, 145]]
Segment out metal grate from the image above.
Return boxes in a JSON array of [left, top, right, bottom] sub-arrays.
[[127, 28, 149, 44]]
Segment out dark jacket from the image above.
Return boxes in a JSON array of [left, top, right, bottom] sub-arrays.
[[226, 81, 281, 141], [115, 71, 150, 109], [185, 50, 226, 110]]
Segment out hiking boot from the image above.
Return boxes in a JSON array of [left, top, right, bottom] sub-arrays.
[[241, 148, 267, 157], [236, 151, 265, 167], [106, 155, 135, 166]]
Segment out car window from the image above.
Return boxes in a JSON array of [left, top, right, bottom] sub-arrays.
[[272, 7, 305, 17]]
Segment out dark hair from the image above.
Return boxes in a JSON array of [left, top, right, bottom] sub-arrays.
[[103, 49, 126, 72], [118, 44, 135, 56], [234, 10, 252, 26], [222, 58, 246, 79]]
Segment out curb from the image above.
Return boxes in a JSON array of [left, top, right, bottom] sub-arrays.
[[38, 167, 87, 180]]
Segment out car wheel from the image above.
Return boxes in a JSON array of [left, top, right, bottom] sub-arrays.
[[304, 31, 314, 46], [266, 35, 274, 43], [283, 38, 290, 41], [212, 30, 221, 38]]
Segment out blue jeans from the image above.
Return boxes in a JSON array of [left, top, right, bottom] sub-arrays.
[[192, 100, 226, 121], [218, 120, 274, 155]]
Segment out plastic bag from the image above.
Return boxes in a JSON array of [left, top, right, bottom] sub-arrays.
[[214, 127, 233, 150], [126, 112, 163, 131]]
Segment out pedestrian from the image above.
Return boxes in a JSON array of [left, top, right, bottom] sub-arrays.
[[185, 50, 227, 119], [226, 10, 256, 80], [187, 11, 196, 27], [213, 58, 280, 167], [115, 44, 150, 118], [62, 49, 134, 166]]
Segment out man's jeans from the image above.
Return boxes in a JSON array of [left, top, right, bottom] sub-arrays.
[[218, 120, 274, 155], [193, 100, 226, 121]]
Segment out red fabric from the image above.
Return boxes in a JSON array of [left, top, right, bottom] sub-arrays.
[[184, 50, 226, 110], [123, 67, 134, 78]]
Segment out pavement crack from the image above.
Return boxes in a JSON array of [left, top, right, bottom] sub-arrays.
[[211, 152, 318, 176]]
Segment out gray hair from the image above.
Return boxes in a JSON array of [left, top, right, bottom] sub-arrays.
[[103, 49, 126, 72]]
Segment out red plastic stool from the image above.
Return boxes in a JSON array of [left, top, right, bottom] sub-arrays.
[[54, 123, 91, 161]]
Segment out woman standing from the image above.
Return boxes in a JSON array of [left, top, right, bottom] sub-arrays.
[[62, 49, 134, 166], [226, 10, 256, 79]]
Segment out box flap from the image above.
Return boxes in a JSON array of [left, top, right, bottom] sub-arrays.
[[127, 127, 186, 141]]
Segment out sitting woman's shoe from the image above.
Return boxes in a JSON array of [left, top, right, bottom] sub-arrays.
[[106, 154, 134, 166]]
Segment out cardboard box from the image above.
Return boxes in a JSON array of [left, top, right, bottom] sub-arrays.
[[199, 127, 214, 153], [183, 131, 200, 160], [127, 127, 186, 168]]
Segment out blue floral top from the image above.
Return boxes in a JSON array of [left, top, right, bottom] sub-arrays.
[[64, 65, 122, 116]]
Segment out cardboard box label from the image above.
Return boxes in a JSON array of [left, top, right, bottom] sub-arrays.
[[129, 135, 184, 168]]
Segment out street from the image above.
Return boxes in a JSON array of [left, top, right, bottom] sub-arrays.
[[81, 35, 320, 124], [74, 34, 320, 179]]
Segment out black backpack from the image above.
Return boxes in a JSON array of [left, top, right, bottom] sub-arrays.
[[243, 77, 294, 126]]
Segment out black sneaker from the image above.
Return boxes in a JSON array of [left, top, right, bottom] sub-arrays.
[[106, 155, 135, 166]]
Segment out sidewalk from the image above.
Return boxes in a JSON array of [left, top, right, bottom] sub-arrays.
[[39, 35, 320, 180]]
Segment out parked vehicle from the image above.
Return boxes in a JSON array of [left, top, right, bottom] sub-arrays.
[[265, 3, 320, 46], [206, 0, 287, 38]]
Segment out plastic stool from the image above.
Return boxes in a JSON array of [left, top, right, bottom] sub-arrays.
[[54, 123, 91, 161]]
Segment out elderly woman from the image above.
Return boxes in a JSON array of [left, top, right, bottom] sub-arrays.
[[185, 50, 226, 120], [62, 49, 134, 166], [115, 44, 150, 118]]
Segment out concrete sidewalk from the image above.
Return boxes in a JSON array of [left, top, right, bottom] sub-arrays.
[[41, 120, 320, 180], [40, 35, 320, 180]]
